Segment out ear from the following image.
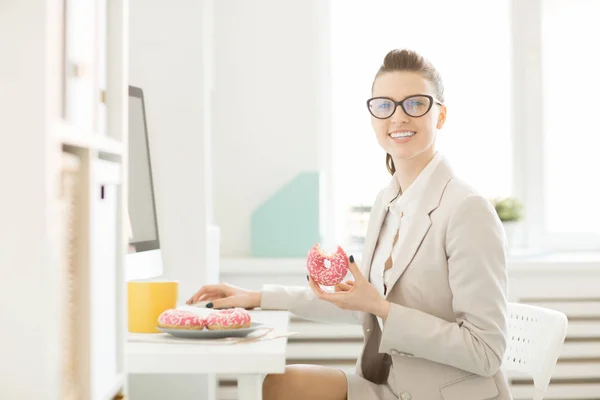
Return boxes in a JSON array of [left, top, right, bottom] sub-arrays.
[[436, 104, 447, 129]]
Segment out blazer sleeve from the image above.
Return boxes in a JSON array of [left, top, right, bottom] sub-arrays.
[[378, 194, 509, 377], [260, 284, 362, 325]]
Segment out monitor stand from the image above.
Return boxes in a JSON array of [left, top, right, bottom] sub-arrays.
[[125, 249, 163, 281]]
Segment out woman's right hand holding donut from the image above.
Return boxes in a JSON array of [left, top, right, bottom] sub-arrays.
[[186, 283, 261, 309]]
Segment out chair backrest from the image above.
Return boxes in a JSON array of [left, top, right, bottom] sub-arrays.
[[503, 302, 568, 400]]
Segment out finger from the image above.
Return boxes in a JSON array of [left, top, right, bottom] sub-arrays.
[[334, 283, 347, 292], [208, 296, 245, 309], [335, 282, 353, 292], [189, 287, 212, 304], [347, 255, 364, 281], [197, 292, 224, 302], [187, 285, 223, 304], [308, 276, 327, 297], [309, 277, 346, 306], [186, 294, 198, 305], [345, 280, 355, 286], [187, 288, 209, 304], [317, 289, 344, 306]]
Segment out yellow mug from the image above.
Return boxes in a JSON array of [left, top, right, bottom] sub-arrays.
[[127, 280, 179, 333]]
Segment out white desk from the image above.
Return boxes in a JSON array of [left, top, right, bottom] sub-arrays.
[[127, 310, 290, 400]]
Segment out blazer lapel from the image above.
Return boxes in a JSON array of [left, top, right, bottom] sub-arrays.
[[383, 213, 431, 298], [384, 158, 454, 298]]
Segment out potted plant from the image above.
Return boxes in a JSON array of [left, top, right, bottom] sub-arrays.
[[491, 197, 524, 251]]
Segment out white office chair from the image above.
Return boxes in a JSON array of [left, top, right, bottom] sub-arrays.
[[503, 302, 568, 400]]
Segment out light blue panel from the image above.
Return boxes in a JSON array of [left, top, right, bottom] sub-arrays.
[[251, 172, 320, 257]]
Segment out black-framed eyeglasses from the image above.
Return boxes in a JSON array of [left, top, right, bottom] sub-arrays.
[[366, 94, 443, 119]]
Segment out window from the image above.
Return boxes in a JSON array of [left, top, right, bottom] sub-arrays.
[[541, 0, 600, 247], [330, 0, 512, 248], [330, 0, 600, 252]]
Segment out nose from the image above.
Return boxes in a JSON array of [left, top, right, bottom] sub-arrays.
[[390, 104, 410, 124]]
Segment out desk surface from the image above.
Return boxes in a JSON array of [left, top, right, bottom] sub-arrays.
[[126, 310, 290, 374]]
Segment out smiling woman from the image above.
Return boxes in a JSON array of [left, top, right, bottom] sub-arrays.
[[189, 46, 513, 400]]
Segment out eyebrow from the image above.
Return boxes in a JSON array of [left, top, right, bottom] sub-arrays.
[[372, 94, 429, 101]]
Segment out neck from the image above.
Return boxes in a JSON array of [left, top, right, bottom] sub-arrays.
[[392, 148, 436, 193]]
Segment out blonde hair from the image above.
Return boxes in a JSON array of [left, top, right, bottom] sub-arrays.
[[373, 49, 444, 175]]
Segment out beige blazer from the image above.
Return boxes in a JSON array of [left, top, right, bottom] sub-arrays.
[[261, 157, 512, 400]]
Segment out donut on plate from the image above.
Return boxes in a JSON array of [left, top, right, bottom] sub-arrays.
[[157, 309, 206, 330], [205, 308, 251, 330], [306, 243, 349, 286]]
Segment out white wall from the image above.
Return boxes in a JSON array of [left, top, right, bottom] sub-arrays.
[[129, 0, 217, 300], [128, 0, 217, 399], [128, 0, 331, 395], [212, 0, 333, 257]]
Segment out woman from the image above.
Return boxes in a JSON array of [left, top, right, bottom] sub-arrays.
[[188, 49, 512, 400]]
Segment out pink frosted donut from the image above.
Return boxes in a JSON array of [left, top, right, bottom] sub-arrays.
[[158, 309, 206, 330], [206, 308, 251, 330], [306, 243, 349, 286]]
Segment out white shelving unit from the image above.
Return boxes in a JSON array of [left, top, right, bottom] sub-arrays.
[[0, 0, 128, 399]]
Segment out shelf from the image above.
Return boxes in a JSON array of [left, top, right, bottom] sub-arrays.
[[56, 121, 124, 155]]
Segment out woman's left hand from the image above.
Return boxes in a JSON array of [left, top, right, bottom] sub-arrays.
[[308, 256, 391, 320]]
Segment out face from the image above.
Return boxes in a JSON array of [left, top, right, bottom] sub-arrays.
[[369, 71, 446, 163]]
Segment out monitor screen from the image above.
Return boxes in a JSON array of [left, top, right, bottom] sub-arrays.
[[128, 86, 160, 252]]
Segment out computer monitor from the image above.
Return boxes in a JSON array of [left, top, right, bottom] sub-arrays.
[[126, 85, 163, 280]]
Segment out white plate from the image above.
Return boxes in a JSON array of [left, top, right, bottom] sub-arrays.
[[157, 322, 266, 339]]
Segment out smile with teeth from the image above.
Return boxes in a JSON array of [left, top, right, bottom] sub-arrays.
[[390, 131, 416, 139]]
